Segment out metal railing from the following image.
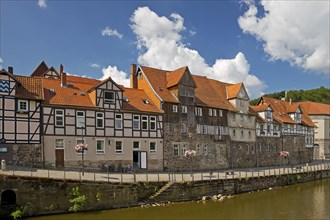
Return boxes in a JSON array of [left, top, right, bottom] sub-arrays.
[[1, 161, 329, 183]]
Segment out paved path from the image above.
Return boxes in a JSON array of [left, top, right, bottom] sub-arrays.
[[1, 161, 329, 183]]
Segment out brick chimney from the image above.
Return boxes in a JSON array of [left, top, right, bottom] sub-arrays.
[[8, 66, 13, 74], [130, 64, 137, 89], [60, 64, 67, 87]]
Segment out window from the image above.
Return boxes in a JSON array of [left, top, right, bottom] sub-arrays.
[[173, 105, 178, 113], [0, 147, 8, 153], [241, 130, 244, 138], [196, 124, 201, 134], [248, 131, 251, 138], [150, 116, 156, 131], [133, 141, 140, 150], [115, 141, 123, 154], [209, 109, 213, 116], [219, 110, 223, 117], [76, 111, 85, 128], [195, 107, 202, 116], [96, 112, 104, 128], [213, 109, 217, 116], [240, 114, 243, 121], [173, 144, 179, 156], [232, 113, 236, 121], [133, 115, 140, 130], [204, 144, 208, 155], [203, 125, 207, 134], [142, 115, 148, 130], [115, 114, 122, 129], [181, 123, 187, 133], [248, 115, 252, 122], [104, 91, 115, 103], [96, 140, 105, 154], [17, 100, 28, 112], [182, 144, 187, 156], [181, 106, 187, 113], [196, 144, 201, 155], [233, 129, 236, 137], [149, 141, 156, 154], [260, 124, 264, 133], [0, 80, 9, 93], [55, 109, 64, 127], [267, 125, 271, 133], [55, 139, 64, 149]]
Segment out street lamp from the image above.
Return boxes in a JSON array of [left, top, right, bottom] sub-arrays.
[[75, 122, 88, 176]]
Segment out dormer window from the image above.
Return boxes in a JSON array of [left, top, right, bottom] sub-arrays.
[[104, 91, 115, 103], [17, 100, 28, 113], [265, 111, 272, 119]]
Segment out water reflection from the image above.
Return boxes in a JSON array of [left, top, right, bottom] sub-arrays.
[[29, 179, 330, 220]]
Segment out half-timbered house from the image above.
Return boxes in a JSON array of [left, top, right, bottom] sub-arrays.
[[33, 63, 164, 171], [251, 96, 315, 165], [0, 68, 43, 165]]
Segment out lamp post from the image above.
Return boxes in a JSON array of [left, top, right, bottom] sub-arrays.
[[75, 122, 87, 176], [81, 122, 85, 176]]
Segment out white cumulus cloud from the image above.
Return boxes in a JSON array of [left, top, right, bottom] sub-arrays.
[[90, 63, 100, 68], [238, 0, 330, 75], [101, 65, 129, 87], [130, 6, 266, 98], [101, 27, 123, 39], [0, 57, 3, 69], [38, 0, 47, 8]]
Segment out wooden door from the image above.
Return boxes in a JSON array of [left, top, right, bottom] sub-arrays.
[[55, 149, 64, 167]]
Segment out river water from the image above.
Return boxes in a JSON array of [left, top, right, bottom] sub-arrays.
[[29, 179, 329, 220]]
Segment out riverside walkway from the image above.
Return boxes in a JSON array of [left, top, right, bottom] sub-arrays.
[[1, 160, 329, 183]]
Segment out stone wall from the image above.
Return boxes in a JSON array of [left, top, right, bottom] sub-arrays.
[[12, 144, 42, 166], [163, 123, 228, 171], [0, 169, 328, 218], [0, 176, 165, 218], [163, 121, 313, 171]]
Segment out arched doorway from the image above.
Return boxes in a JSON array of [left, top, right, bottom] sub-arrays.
[[1, 190, 16, 206]]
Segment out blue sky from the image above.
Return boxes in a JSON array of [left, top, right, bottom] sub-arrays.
[[0, 0, 329, 98]]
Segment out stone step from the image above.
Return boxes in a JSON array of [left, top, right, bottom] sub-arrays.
[[149, 181, 174, 200]]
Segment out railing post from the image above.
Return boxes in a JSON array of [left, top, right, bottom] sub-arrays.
[[48, 168, 50, 178], [94, 171, 96, 181], [121, 172, 123, 183], [157, 173, 160, 182], [108, 170, 110, 183]]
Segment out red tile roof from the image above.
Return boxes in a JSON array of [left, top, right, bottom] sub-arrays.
[[227, 83, 243, 99], [122, 88, 162, 113], [41, 75, 161, 113], [296, 101, 330, 115], [15, 76, 44, 100], [140, 66, 179, 103], [251, 103, 271, 112], [193, 75, 237, 111], [166, 66, 188, 88], [259, 97, 315, 127]]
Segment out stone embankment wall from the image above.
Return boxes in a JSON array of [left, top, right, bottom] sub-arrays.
[[0, 169, 329, 218]]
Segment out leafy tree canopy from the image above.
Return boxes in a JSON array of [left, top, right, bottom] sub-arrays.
[[250, 87, 330, 106]]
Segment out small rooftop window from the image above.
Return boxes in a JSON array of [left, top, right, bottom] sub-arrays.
[[123, 97, 129, 102], [143, 99, 149, 104], [49, 89, 56, 94], [80, 92, 85, 96]]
